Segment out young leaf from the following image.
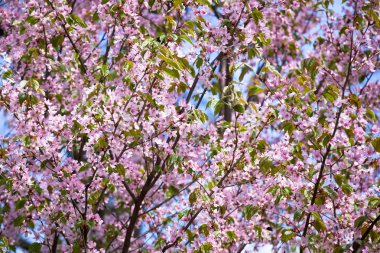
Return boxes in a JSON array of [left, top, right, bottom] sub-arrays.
[[29, 242, 42, 253], [69, 14, 88, 28], [322, 85, 339, 103]]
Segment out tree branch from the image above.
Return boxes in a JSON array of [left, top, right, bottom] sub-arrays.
[[353, 214, 380, 253]]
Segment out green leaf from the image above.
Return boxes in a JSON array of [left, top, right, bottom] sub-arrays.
[[275, 193, 283, 204], [166, 185, 179, 198], [50, 35, 64, 52], [243, 205, 258, 220], [251, 8, 263, 25], [166, 16, 177, 32], [154, 237, 166, 250], [315, 194, 326, 206], [195, 57, 203, 69], [199, 242, 213, 253], [263, 61, 281, 77], [301, 57, 319, 81], [254, 225, 263, 238], [348, 94, 361, 108], [324, 186, 338, 198], [366, 108, 378, 123], [366, 10, 380, 28], [368, 197, 380, 209], [29, 242, 42, 253], [345, 128, 354, 139], [293, 209, 305, 221], [281, 229, 296, 242], [177, 57, 195, 76], [342, 184, 353, 195], [322, 85, 339, 103], [256, 139, 268, 153], [13, 216, 25, 227], [259, 157, 273, 174], [250, 45, 262, 58], [239, 65, 250, 82], [188, 109, 209, 123], [92, 11, 100, 22], [354, 216, 367, 228], [115, 164, 125, 177], [73, 240, 81, 253], [123, 60, 134, 73], [333, 246, 344, 253], [306, 106, 313, 117], [15, 198, 27, 210], [226, 231, 238, 242], [248, 85, 265, 96], [232, 104, 245, 113], [189, 191, 197, 205], [26, 16, 39, 25], [0, 148, 7, 159], [158, 54, 181, 70], [100, 64, 109, 76], [371, 137, 380, 152], [214, 100, 223, 116], [69, 14, 88, 28], [279, 121, 295, 134], [163, 67, 180, 79], [198, 224, 210, 236], [178, 209, 190, 220], [322, 133, 332, 146], [313, 218, 327, 232], [334, 174, 344, 187], [173, 0, 182, 8], [95, 136, 108, 151], [186, 229, 197, 243]]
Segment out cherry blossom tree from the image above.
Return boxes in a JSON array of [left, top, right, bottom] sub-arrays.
[[0, 0, 379, 252]]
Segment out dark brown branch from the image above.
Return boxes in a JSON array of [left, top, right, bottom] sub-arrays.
[[186, 53, 222, 103], [122, 180, 137, 203], [353, 214, 380, 252], [51, 231, 59, 253], [46, 0, 87, 74], [162, 209, 203, 252], [121, 171, 159, 253], [300, 3, 357, 250], [139, 180, 196, 217]]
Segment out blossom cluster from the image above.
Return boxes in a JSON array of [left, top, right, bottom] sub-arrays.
[[0, 0, 379, 252]]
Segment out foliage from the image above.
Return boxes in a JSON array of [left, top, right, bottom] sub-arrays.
[[0, 0, 379, 252]]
